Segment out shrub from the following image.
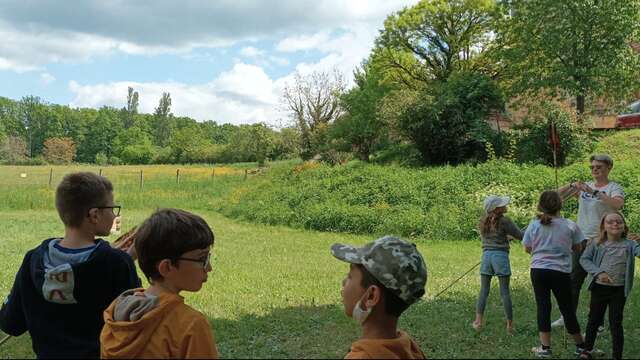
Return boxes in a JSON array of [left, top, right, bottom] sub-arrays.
[[95, 152, 109, 165], [511, 102, 590, 166], [43, 137, 76, 164]]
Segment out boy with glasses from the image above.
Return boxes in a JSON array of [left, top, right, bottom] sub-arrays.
[[0, 172, 140, 358], [100, 208, 219, 359]]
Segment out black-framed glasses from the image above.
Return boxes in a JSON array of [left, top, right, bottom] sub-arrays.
[[178, 253, 211, 269], [93, 206, 121, 217], [590, 165, 604, 170]]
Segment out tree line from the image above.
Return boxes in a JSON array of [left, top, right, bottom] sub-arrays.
[[0, 89, 301, 165], [2, 0, 639, 167]]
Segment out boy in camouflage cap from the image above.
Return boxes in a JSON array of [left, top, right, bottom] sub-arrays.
[[331, 236, 427, 359]]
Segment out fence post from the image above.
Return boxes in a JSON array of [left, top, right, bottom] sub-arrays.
[[211, 166, 215, 180], [48, 168, 53, 188], [176, 169, 180, 184], [139, 170, 143, 190], [244, 169, 248, 180], [99, 168, 103, 176]]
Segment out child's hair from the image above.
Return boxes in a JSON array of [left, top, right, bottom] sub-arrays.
[[479, 212, 502, 235], [598, 212, 629, 245], [135, 208, 214, 281], [55, 172, 114, 227], [536, 190, 562, 225], [357, 264, 412, 317]]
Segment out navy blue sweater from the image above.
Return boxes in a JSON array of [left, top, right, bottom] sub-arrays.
[[0, 238, 141, 359]]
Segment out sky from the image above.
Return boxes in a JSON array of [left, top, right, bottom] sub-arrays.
[[0, 0, 418, 126]]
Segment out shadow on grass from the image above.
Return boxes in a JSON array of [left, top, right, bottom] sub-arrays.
[[208, 282, 635, 359]]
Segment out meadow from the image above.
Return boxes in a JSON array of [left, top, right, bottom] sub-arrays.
[[2, 210, 639, 359]]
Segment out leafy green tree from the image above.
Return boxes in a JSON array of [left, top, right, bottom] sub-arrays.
[[225, 123, 276, 165], [332, 62, 392, 161], [153, 92, 173, 147], [77, 107, 122, 163], [19, 96, 64, 157], [375, 0, 498, 85], [398, 71, 504, 164], [272, 127, 301, 160], [169, 124, 210, 163], [498, 0, 640, 114], [113, 126, 155, 164]]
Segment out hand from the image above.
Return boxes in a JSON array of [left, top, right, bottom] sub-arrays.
[[597, 272, 611, 283], [577, 182, 593, 194], [112, 227, 138, 261]]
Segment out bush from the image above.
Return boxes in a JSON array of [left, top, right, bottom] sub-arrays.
[[43, 137, 76, 164], [95, 152, 109, 165], [511, 102, 590, 165], [397, 71, 504, 165], [219, 154, 640, 239]]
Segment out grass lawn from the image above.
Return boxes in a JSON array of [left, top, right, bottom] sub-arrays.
[[1, 210, 639, 358]]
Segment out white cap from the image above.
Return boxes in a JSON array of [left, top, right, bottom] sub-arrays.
[[484, 195, 510, 214]]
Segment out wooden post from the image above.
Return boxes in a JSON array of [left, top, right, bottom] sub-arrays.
[[48, 168, 53, 188], [99, 168, 103, 176], [244, 169, 248, 180], [139, 170, 144, 190], [176, 169, 180, 184], [211, 166, 215, 180]]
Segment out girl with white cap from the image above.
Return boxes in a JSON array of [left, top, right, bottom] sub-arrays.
[[472, 195, 523, 334]]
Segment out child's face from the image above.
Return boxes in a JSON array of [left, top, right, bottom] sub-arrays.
[[169, 247, 212, 292], [604, 213, 625, 239], [95, 192, 117, 236], [341, 264, 367, 317]]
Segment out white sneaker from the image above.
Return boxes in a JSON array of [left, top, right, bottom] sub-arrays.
[[597, 325, 605, 333], [551, 317, 565, 328]]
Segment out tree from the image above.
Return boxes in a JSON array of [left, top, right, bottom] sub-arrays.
[[153, 92, 173, 147], [19, 96, 63, 157], [375, 0, 498, 85], [0, 136, 28, 164], [498, 0, 640, 114], [225, 123, 276, 165], [398, 71, 504, 165], [43, 137, 76, 164], [113, 126, 155, 164], [122, 87, 140, 129], [77, 107, 122, 163], [282, 70, 345, 159], [332, 61, 392, 161]]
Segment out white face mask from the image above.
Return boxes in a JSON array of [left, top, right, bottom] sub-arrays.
[[352, 288, 373, 325]]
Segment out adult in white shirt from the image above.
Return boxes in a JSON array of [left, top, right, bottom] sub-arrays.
[[553, 154, 624, 329]]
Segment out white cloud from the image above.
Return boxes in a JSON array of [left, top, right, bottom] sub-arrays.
[[276, 32, 331, 52], [68, 63, 286, 126], [240, 46, 264, 57], [40, 72, 56, 85]]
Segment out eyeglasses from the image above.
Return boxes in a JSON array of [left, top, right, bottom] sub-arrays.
[[605, 219, 624, 225], [590, 165, 604, 170], [93, 206, 121, 217], [178, 253, 211, 269]]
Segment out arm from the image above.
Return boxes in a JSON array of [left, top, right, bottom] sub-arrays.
[[0, 260, 28, 336], [504, 218, 523, 241], [558, 181, 580, 201], [579, 242, 602, 275], [595, 193, 624, 210]]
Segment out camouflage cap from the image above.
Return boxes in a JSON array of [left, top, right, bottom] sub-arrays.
[[331, 236, 427, 304]]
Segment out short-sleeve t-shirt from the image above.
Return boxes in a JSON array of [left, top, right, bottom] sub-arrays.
[[523, 217, 585, 273], [577, 181, 624, 239]]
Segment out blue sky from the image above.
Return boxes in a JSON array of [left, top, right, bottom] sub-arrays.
[[0, 0, 417, 125]]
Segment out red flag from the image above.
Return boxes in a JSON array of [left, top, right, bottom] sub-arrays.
[[548, 121, 560, 153]]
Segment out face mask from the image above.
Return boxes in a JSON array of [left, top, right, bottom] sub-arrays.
[[352, 288, 373, 325]]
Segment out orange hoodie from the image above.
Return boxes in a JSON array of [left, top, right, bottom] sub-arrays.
[[345, 331, 426, 359], [100, 288, 218, 359]]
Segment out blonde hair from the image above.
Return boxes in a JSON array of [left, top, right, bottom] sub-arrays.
[[597, 212, 629, 245]]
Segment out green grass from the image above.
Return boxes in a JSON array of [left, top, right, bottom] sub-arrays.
[[1, 210, 639, 358]]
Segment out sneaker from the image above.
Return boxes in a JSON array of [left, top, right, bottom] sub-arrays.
[[551, 316, 565, 328], [574, 345, 585, 356], [531, 345, 552, 358], [590, 348, 605, 357], [597, 325, 605, 333], [471, 321, 482, 331]]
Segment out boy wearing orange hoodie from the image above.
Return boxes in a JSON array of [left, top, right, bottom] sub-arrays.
[[100, 208, 219, 359], [331, 236, 428, 359]]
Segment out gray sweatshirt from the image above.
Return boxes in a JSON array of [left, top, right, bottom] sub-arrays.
[[580, 238, 640, 297]]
